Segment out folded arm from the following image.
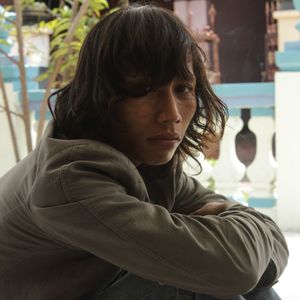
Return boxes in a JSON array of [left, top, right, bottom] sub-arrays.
[[31, 146, 288, 298], [172, 171, 289, 294]]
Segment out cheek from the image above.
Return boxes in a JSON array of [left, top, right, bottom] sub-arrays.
[[181, 101, 197, 124], [117, 107, 152, 134], [189, 101, 197, 119], [114, 104, 135, 127], [117, 99, 153, 126]]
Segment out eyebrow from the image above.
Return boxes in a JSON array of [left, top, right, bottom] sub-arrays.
[[124, 74, 151, 85], [176, 73, 196, 83]]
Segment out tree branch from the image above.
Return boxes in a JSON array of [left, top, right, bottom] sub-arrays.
[[13, 0, 33, 152], [36, 0, 90, 142], [0, 48, 20, 66], [72, 0, 80, 19], [0, 104, 24, 118], [0, 72, 21, 162]]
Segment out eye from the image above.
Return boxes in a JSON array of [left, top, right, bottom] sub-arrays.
[[175, 84, 195, 94], [123, 82, 152, 97], [123, 75, 152, 97]]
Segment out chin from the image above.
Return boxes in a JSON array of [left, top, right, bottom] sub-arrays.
[[145, 155, 174, 166]]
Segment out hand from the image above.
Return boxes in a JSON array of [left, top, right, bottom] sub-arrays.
[[190, 201, 233, 216]]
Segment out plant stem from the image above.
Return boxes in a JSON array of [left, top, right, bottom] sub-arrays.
[[0, 104, 24, 117], [0, 48, 19, 66], [72, 0, 80, 19], [36, 0, 90, 142], [0, 72, 21, 162], [13, 0, 33, 152]]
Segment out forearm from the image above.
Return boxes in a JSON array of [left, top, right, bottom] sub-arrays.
[[216, 204, 288, 290], [128, 204, 282, 297], [33, 196, 288, 299], [173, 171, 288, 293]]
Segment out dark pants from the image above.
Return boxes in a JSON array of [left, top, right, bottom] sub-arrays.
[[92, 273, 281, 300]]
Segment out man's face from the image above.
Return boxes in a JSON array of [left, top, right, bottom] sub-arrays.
[[110, 65, 197, 166]]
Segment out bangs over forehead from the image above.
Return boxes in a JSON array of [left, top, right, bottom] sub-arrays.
[[101, 5, 200, 97]]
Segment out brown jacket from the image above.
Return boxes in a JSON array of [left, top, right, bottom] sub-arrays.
[[0, 122, 288, 299]]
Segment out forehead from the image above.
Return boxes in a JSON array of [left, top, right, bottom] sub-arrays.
[[118, 53, 198, 97], [127, 59, 195, 82]]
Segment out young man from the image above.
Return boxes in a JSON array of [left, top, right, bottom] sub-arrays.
[[0, 4, 288, 300]]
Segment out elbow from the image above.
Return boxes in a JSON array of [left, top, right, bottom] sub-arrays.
[[207, 264, 261, 298], [224, 271, 259, 297], [216, 250, 265, 297]]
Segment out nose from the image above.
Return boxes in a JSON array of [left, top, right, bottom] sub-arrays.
[[156, 87, 182, 124]]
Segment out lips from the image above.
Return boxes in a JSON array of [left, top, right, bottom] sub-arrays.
[[148, 132, 181, 141], [147, 132, 181, 150]]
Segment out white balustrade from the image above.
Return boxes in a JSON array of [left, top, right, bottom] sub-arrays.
[[185, 106, 278, 220], [183, 152, 213, 188], [212, 109, 246, 197], [246, 108, 277, 219]]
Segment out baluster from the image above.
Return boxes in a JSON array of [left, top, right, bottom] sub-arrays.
[[183, 152, 213, 188], [246, 108, 277, 219], [212, 109, 246, 197]]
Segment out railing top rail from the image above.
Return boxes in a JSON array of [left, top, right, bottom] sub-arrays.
[[213, 82, 275, 109]]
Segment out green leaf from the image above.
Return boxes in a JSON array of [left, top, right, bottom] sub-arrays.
[[90, 0, 109, 9], [0, 39, 11, 46], [60, 57, 78, 73], [69, 41, 82, 51], [50, 35, 65, 48], [39, 0, 111, 88], [3, 5, 13, 12], [35, 71, 50, 82], [52, 47, 69, 60], [53, 20, 71, 37]]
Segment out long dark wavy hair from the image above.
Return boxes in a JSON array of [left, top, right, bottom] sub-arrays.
[[49, 4, 228, 169]]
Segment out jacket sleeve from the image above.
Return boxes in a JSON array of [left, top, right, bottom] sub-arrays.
[[171, 170, 230, 214], [172, 169, 289, 292], [31, 145, 288, 299]]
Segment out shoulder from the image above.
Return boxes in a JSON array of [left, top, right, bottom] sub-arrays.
[[38, 120, 139, 177], [31, 122, 145, 207]]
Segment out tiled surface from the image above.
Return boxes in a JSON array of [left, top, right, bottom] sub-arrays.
[[274, 232, 300, 300]]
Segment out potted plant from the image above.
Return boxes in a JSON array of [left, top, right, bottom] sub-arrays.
[[22, 0, 52, 25]]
